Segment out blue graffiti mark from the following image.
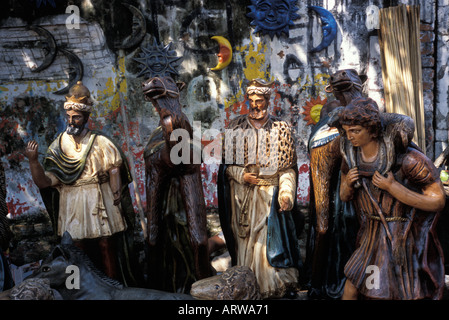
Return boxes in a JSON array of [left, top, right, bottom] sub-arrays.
[[247, 0, 300, 39], [308, 6, 338, 53]]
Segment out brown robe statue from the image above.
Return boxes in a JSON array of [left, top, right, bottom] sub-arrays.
[[335, 97, 446, 300], [142, 76, 210, 293]]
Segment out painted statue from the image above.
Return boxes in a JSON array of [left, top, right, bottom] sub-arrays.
[[24, 81, 141, 287], [218, 78, 303, 299], [142, 76, 211, 293], [335, 97, 446, 300], [305, 69, 366, 299]]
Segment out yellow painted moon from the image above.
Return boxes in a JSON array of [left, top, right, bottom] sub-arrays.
[[211, 36, 232, 71]]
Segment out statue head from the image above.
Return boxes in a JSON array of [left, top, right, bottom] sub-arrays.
[[64, 81, 93, 111], [325, 69, 367, 107], [246, 78, 274, 121], [64, 81, 92, 136], [338, 97, 382, 139]]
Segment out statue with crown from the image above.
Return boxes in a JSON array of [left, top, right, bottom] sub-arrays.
[[24, 81, 142, 287]]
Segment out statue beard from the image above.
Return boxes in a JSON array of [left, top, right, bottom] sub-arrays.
[[66, 122, 86, 136], [248, 107, 268, 120]]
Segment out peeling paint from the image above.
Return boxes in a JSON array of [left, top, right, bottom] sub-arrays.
[[297, 161, 310, 205], [239, 35, 273, 82]]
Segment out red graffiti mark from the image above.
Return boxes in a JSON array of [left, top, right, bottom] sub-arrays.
[[296, 182, 310, 205], [238, 102, 249, 115], [201, 138, 215, 148], [7, 151, 25, 163], [128, 121, 140, 136], [225, 99, 249, 127], [7, 199, 31, 217], [133, 149, 144, 159], [16, 183, 26, 192], [87, 116, 108, 131], [104, 106, 122, 122], [211, 170, 218, 184], [298, 163, 309, 174], [200, 163, 208, 175], [271, 90, 282, 115]]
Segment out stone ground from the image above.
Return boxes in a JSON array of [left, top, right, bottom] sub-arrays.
[[5, 208, 449, 300]]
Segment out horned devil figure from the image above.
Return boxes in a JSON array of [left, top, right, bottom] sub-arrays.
[[142, 75, 211, 292]]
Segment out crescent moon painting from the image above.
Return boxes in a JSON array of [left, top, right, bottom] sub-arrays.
[[246, 0, 300, 39], [29, 25, 58, 73], [53, 48, 84, 95], [210, 36, 232, 71], [308, 6, 338, 53], [115, 3, 147, 49]]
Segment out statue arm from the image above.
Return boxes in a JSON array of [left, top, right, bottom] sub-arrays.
[[109, 167, 122, 206], [25, 141, 52, 189], [98, 135, 125, 205], [372, 149, 446, 212], [373, 171, 445, 212], [225, 165, 246, 185], [278, 168, 296, 211]]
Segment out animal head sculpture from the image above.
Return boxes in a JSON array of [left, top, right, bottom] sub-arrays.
[[318, 69, 367, 120], [29, 232, 123, 291], [190, 265, 261, 300], [325, 69, 367, 94], [142, 76, 190, 148], [29, 250, 73, 289], [142, 76, 185, 104]]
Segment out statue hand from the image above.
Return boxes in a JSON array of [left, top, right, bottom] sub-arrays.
[[372, 171, 394, 191], [243, 173, 259, 185], [25, 140, 39, 161], [109, 167, 122, 206], [112, 190, 121, 206], [346, 167, 359, 187], [279, 196, 292, 212]]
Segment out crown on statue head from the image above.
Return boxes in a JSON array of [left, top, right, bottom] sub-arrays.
[[64, 81, 93, 113], [246, 78, 274, 97]]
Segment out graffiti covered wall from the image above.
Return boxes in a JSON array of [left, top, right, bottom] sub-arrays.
[[0, 0, 445, 219]]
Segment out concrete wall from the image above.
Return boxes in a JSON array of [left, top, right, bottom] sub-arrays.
[[0, 0, 446, 220]]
